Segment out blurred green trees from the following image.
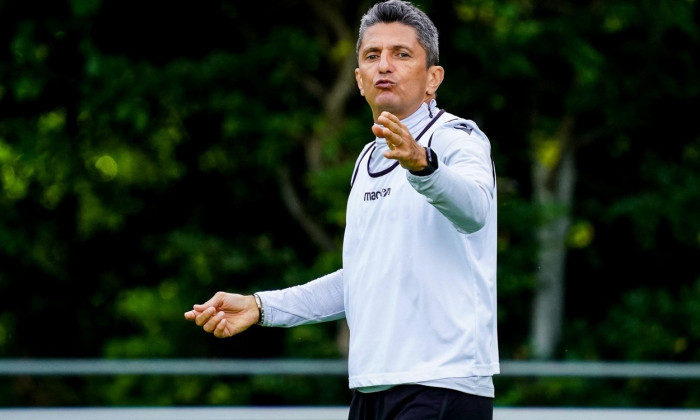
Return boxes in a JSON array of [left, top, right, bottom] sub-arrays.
[[1, 0, 699, 408]]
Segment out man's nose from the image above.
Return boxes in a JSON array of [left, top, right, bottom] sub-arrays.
[[378, 52, 392, 73]]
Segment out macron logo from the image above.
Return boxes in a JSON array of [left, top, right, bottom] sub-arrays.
[[364, 188, 391, 201]]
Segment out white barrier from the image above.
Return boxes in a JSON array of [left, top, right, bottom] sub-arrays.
[[2, 359, 699, 418], [3, 359, 700, 378], [1, 407, 700, 420]]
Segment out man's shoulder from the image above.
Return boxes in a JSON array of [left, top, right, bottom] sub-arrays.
[[433, 112, 489, 144]]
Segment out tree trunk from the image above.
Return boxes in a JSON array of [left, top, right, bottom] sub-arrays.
[[530, 116, 576, 359], [275, 0, 359, 357]]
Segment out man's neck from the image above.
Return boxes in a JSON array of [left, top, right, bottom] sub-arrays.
[[402, 100, 438, 136]]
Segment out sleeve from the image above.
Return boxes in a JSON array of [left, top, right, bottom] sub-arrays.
[[255, 269, 346, 327], [406, 120, 496, 234]]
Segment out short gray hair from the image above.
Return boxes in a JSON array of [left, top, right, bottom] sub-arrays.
[[356, 0, 439, 67]]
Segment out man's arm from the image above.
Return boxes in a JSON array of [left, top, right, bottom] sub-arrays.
[[406, 122, 495, 233], [376, 111, 495, 233], [256, 269, 345, 327], [184, 269, 345, 337]]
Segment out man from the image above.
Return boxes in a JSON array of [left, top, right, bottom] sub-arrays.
[[184, 1, 498, 418]]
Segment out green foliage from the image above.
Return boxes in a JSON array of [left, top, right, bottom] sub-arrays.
[[0, 0, 699, 409], [571, 276, 700, 362], [609, 152, 700, 249], [496, 376, 700, 408]]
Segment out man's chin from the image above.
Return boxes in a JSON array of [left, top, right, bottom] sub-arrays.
[[374, 101, 401, 116]]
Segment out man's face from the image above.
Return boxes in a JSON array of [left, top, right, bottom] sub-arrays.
[[355, 22, 442, 121]]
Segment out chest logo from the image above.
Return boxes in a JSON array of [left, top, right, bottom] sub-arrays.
[[364, 188, 392, 201]]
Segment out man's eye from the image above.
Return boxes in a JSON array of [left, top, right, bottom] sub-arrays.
[[398, 52, 410, 58], [366, 54, 378, 60]]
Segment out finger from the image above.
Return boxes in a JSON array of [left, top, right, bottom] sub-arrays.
[[203, 311, 225, 333], [195, 306, 216, 326], [378, 111, 398, 124], [378, 112, 405, 135], [372, 125, 395, 151], [184, 310, 200, 320], [373, 123, 399, 147], [214, 318, 229, 338], [372, 123, 385, 138], [377, 114, 409, 147]]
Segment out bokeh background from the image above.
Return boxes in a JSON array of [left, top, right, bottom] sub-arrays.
[[1, 0, 699, 409]]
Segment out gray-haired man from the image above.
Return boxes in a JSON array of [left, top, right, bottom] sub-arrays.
[[186, 1, 498, 418]]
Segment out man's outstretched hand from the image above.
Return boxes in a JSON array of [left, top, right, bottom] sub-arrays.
[[373, 111, 430, 172], [184, 292, 259, 338]]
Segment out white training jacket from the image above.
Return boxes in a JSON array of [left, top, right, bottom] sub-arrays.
[[257, 100, 499, 397]]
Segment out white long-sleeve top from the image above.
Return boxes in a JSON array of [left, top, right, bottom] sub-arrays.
[[257, 100, 499, 397]]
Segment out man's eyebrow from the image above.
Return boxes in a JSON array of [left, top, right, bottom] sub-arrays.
[[360, 44, 414, 54], [361, 46, 381, 54], [391, 44, 413, 51]]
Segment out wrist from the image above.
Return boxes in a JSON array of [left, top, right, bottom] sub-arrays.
[[409, 146, 438, 176], [253, 293, 265, 325]]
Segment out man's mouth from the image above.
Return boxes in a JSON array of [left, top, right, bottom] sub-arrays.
[[375, 79, 395, 89]]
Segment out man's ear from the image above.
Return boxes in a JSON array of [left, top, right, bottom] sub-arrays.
[[355, 68, 365, 96], [426, 65, 445, 96]]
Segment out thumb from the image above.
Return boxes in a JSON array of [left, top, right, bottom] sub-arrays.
[[193, 292, 228, 311], [192, 303, 210, 312], [383, 149, 398, 159]]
